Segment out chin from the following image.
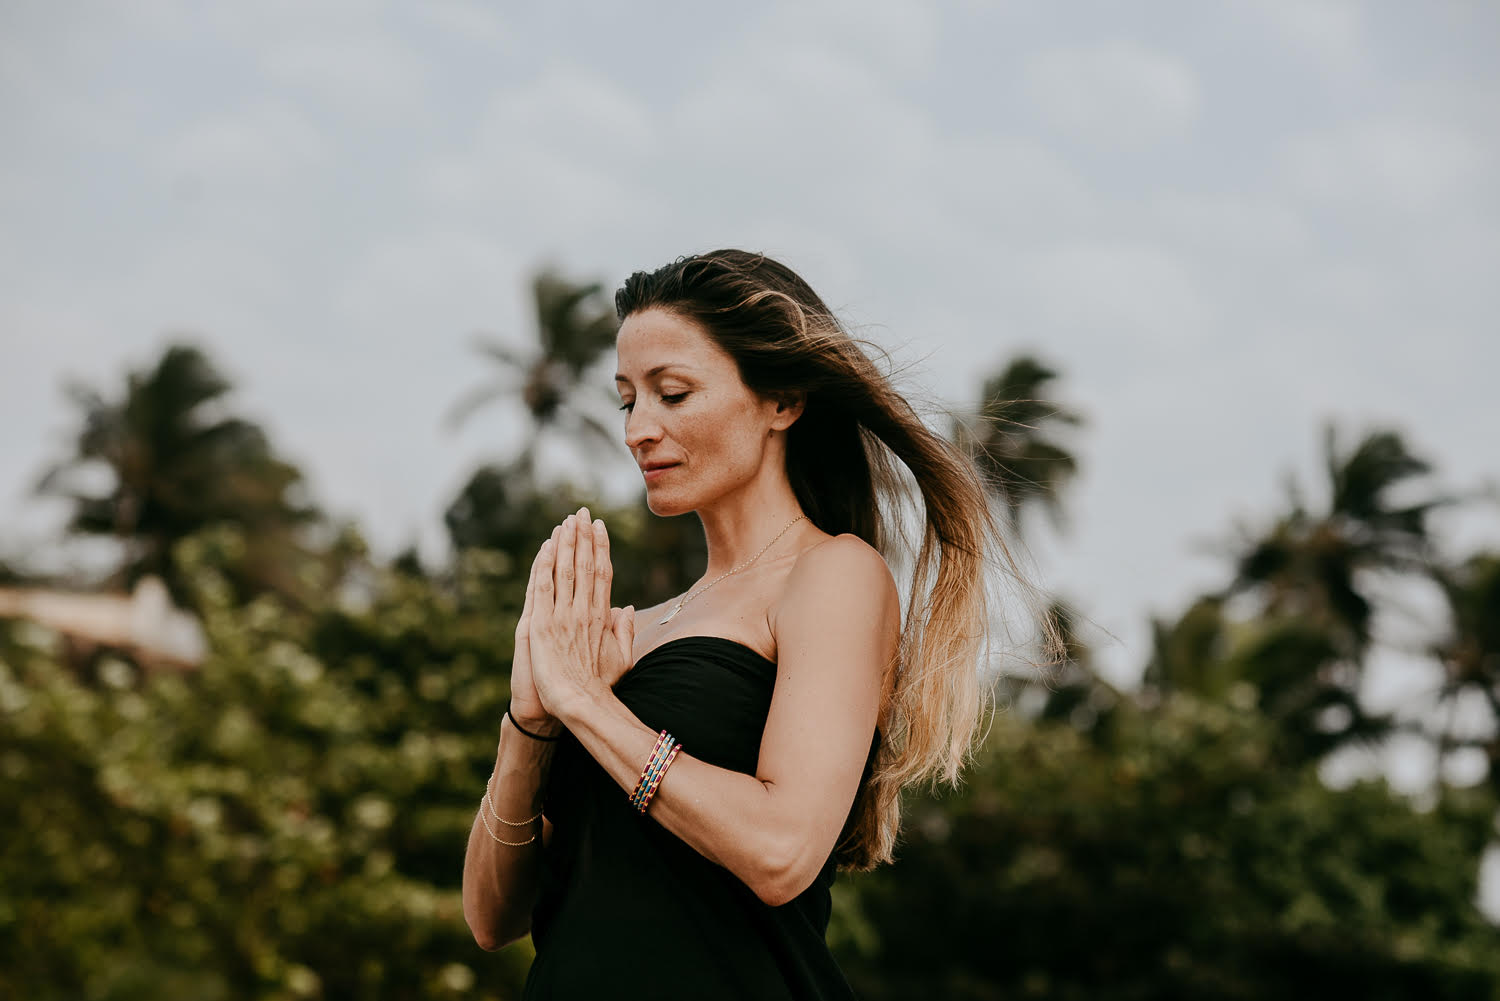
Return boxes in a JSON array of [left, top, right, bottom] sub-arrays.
[[644, 489, 693, 518]]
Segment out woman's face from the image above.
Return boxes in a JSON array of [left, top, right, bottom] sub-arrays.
[[615, 307, 795, 516]]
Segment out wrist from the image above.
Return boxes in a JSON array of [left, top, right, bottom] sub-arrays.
[[506, 704, 565, 741], [551, 681, 612, 730]]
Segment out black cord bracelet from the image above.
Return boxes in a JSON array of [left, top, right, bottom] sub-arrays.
[[506, 701, 561, 742]]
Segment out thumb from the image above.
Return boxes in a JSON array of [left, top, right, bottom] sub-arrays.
[[619, 605, 635, 653]]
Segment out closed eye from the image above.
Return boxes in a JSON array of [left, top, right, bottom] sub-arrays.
[[619, 392, 688, 413]]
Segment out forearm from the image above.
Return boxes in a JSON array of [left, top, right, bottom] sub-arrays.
[[558, 687, 806, 904], [461, 714, 560, 950]]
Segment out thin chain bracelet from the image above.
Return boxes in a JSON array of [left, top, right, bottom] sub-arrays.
[[484, 791, 542, 828], [478, 801, 537, 847], [485, 771, 543, 826]]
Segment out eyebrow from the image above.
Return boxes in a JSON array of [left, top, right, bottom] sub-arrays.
[[614, 364, 694, 384]]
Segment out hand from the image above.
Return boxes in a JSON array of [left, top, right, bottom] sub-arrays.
[[507, 527, 562, 736], [600, 603, 637, 690], [529, 507, 630, 722]]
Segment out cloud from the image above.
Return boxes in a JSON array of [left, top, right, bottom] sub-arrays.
[[261, 31, 431, 118], [418, 0, 510, 45], [1279, 117, 1488, 215], [474, 66, 656, 162], [761, 0, 940, 77], [416, 67, 664, 255], [155, 101, 327, 188], [1022, 40, 1201, 149], [1021, 241, 1212, 347], [1240, 0, 1365, 72]]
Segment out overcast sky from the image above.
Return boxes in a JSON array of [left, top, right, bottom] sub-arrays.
[[3, 1, 1498, 794]]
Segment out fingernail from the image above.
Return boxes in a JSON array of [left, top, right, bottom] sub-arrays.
[[594, 518, 604, 530]]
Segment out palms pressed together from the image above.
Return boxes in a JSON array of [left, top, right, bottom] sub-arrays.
[[508, 506, 636, 734]]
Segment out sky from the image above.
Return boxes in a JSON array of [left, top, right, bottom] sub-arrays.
[[3, 1, 1498, 803]]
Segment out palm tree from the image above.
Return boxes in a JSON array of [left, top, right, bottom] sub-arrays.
[[35, 343, 317, 604], [953, 355, 1085, 538], [1160, 422, 1460, 765], [1222, 423, 1452, 661], [1416, 552, 1500, 796], [446, 268, 622, 478]]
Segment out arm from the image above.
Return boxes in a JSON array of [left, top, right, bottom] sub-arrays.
[[461, 714, 559, 950], [463, 513, 637, 949], [542, 527, 899, 906]]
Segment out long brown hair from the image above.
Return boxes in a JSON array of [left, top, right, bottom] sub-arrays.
[[616, 249, 1064, 868]]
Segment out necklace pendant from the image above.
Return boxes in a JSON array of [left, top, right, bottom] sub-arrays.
[[659, 602, 683, 626]]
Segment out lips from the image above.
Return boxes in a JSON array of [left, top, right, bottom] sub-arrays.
[[640, 461, 679, 482]]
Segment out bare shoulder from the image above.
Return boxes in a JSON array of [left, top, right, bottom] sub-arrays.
[[790, 533, 895, 589], [772, 534, 900, 635]]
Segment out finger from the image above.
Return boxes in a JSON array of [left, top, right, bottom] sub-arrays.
[[522, 533, 547, 613], [572, 507, 595, 619], [517, 540, 540, 637], [533, 536, 557, 625], [617, 605, 636, 669], [621, 605, 635, 649], [586, 519, 611, 639], [589, 518, 612, 613], [554, 515, 576, 606]]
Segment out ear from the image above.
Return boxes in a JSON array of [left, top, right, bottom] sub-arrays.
[[768, 390, 806, 432]]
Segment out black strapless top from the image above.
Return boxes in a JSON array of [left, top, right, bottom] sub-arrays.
[[521, 635, 861, 1000]]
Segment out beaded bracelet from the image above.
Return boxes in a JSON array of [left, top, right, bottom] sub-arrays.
[[629, 731, 671, 809], [630, 729, 683, 814], [637, 743, 680, 813], [630, 734, 676, 810]]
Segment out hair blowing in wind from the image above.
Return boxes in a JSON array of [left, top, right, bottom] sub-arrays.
[[616, 249, 1066, 868]]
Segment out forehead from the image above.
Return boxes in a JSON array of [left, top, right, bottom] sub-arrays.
[[614, 308, 737, 380]]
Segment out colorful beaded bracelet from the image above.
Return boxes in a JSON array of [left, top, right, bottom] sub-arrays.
[[635, 743, 681, 813], [630, 733, 676, 810], [630, 729, 682, 813]]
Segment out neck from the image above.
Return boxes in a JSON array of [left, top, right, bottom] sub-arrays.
[[695, 468, 807, 577]]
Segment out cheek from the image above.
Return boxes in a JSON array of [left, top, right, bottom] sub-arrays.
[[670, 399, 766, 470]]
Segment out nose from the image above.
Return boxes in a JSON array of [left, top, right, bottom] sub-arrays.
[[623, 403, 662, 451]]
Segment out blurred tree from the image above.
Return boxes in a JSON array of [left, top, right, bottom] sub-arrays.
[[34, 343, 319, 608], [1420, 552, 1500, 796], [953, 355, 1084, 538], [833, 692, 1500, 1001], [1020, 596, 1126, 729], [446, 269, 623, 480], [957, 356, 1093, 719], [0, 523, 536, 1001], [1223, 423, 1450, 660], [1156, 423, 1462, 766]]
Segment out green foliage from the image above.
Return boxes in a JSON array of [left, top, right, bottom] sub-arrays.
[[833, 692, 1500, 1001], [33, 343, 320, 607], [9, 333, 1499, 1001], [1, 527, 535, 1000]]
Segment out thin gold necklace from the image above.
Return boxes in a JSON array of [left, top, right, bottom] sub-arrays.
[[658, 514, 807, 625]]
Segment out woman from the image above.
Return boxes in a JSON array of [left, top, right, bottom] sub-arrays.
[[462, 250, 1058, 999]]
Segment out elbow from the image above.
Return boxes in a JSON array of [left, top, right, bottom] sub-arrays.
[[745, 835, 821, 908], [469, 919, 526, 953], [464, 905, 528, 953]]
